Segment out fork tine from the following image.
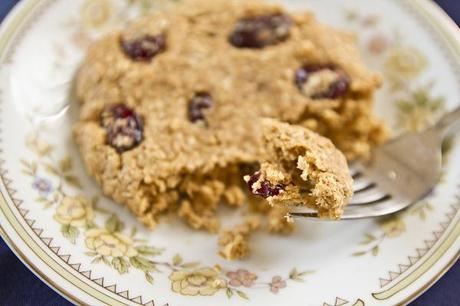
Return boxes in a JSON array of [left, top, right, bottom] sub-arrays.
[[287, 211, 320, 219], [349, 167, 360, 178], [351, 171, 362, 179], [353, 182, 376, 193], [353, 177, 374, 192], [349, 187, 389, 205], [339, 196, 410, 219], [288, 195, 408, 220]]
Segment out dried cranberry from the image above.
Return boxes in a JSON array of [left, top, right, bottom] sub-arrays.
[[246, 171, 284, 198], [188, 93, 213, 123], [101, 104, 143, 152], [229, 14, 292, 48], [121, 34, 166, 62], [295, 64, 350, 99]]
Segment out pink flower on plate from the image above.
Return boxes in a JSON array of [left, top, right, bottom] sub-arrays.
[[226, 269, 257, 288], [362, 15, 379, 27], [367, 34, 389, 54], [269, 276, 286, 294]]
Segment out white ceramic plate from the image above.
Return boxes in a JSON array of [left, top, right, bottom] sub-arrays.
[[0, 0, 459, 305]]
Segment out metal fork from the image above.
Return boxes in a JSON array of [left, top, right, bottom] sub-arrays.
[[289, 106, 460, 220]]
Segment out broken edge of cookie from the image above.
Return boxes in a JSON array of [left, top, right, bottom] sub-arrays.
[[244, 118, 353, 219]]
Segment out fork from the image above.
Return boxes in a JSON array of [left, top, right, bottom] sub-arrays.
[[289, 106, 460, 220]]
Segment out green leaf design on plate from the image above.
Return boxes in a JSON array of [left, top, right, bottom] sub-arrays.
[[102, 256, 111, 266], [298, 271, 314, 277], [129, 256, 157, 272], [172, 253, 182, 266], [396, 84, 445, 132], [64, 174, 83, 189], [59, 156, 72, 173], [180, 262, 200, 269], [61, 224, 79, 244], [289, 268, 314, 282], [44, 163, 60, 176], [112, 257, 130, 274], [35, 196, 48, 204], [105, 214, 125, 233], [371, 246, 380, 256], [226, 288, 233, 298], [360, 233, 377, 245], [410, 202, 434, 221], [136, 246, 164, 257], [236, 290, 249, 300], [85, 220, 96, 230], [20, 159, 37, 176], [35, 196, 52, 208], [91, 256, 102, 264], [145, 272, 154, 284]]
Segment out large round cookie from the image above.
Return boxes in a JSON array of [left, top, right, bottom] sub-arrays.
[[74, 0, 385, 232]]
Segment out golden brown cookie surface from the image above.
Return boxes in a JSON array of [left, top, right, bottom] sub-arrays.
[[74, 0, 382, 232]]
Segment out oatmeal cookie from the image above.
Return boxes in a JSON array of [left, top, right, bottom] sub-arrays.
[[74, 0, 382, 233]]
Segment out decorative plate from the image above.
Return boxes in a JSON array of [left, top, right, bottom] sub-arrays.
[[0, 0, 459, 305]]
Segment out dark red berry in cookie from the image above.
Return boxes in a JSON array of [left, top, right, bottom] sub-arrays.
[[101, 104, 143, 152], [295, 64, 350, 99], [188, 92, 213, 123], [246, 171, 284, 198], [121, 34, 166, 62], [229, 14, 292, 48]]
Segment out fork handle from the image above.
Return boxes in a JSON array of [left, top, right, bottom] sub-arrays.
[[433, 106, 460, 138]]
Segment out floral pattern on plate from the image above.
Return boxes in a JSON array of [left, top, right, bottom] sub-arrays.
[[20, 130, 314, 299]]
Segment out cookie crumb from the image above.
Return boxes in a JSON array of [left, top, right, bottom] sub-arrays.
[[218, 217, 260, 260]]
